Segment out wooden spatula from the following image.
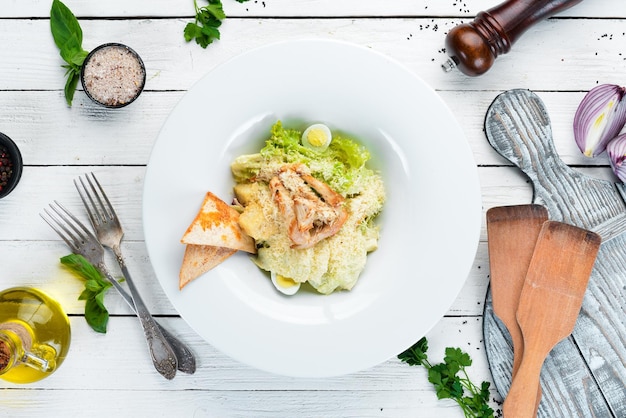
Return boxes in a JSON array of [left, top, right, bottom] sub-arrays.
[[486, 204, 548, 377], [503, 221, 601, 418], [486, 204, 547, 413]]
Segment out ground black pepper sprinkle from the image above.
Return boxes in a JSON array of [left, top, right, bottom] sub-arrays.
[[0, 145, 14, 192]]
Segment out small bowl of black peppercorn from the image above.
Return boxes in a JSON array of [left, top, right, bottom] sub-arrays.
[[0, 132, 23, 199]]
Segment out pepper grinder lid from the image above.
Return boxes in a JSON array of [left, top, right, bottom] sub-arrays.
[[443, 19, 498, 76], [442, 0, 585, 76]]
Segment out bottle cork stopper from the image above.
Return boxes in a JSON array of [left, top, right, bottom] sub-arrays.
[[0, 339, 11, 370], [0, 322, 32, 351]]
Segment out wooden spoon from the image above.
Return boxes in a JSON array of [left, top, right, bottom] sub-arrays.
[[486, 204, 547, 405], [502, 221, 601, 418]]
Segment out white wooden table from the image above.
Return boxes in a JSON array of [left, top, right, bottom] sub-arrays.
[[1, 1, 625, 416]]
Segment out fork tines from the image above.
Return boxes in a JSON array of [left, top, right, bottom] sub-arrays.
[[40, 200, 98, 254], [74, 172, 117, 227]]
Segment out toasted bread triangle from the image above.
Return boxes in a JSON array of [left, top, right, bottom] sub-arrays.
[[181, 191, 256, 254], [179, 244, 237, 289]]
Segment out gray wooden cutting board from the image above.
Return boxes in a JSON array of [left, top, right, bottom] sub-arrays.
[[483, 89, 626, 417]]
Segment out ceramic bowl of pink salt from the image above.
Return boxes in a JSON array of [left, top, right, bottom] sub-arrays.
[[80, 43, 146, 108]]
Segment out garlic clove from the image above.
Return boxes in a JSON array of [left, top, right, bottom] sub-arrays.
[[574, 84, 626, 157], [607, 133, 626, 183]]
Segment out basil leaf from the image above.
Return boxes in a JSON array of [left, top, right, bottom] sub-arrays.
[[64, 71, 79, 106], [84, 298, 109, 334], [59, 41, 83, 66], [50, 0, 83, 53], [78, 288, 92, 301], [61, 253, 102, 282], [94, 290, 107, 308], [50, 0, 88, 106], [70, 49, 88, 67], [85, 279, 102, 293], [61, 253, 112, 333]]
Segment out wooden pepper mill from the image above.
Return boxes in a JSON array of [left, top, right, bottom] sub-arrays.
[[442, 0, 584, 76]]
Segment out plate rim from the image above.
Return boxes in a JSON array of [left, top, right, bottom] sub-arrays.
[[143, 38, 482, 377]]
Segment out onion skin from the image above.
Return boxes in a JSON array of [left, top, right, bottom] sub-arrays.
[[573, 84, 626, 157], [607, 133, 626, 182]]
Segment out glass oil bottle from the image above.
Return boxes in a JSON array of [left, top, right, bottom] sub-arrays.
[[0, 287, 71, 383]]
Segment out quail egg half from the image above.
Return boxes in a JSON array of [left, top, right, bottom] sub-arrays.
[[301, 123, 332, 151], [271, 271, 301, 296]]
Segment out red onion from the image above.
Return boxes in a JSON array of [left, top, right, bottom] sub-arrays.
[[573, 84, 626, 157], [607, 133, 626, 182]]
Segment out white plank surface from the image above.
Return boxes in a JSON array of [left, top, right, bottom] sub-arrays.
[[3, 18, 626, 92], [4, 0, 626, 17], [1, 1, 624, 417]]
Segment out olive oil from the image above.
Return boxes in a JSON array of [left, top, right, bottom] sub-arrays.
[[0, 287, 71, 383]]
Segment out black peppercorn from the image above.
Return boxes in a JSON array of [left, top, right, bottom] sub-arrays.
[[0, 145, 14, 192]]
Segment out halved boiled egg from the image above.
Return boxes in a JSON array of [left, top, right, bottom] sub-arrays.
[[301, 123, 332, 152], [270, 271, 301, 296]]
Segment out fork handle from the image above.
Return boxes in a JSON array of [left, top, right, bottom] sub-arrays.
[[104, 263, 196, 374], [99, 262, 178, 380]]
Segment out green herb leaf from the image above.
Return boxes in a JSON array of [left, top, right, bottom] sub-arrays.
[[69, 49, 89, 67], [184, 23, 202, 42], [61, 253, 113, 333], [445, 346, 472, 368], [61, 253, 102, 280], [185, 0, 226, 48], [50, 0, 88, 106], [63, 69, 80, 107], [84, 297, 109, 334], [84, 279, 102, 293], [202, 2, 226, 20], [398, 337, 495, 418], [94, 289, 107, 307], [397, 337, 429, 367], [78, 288, 91, 301], [50, 0, 83, 51]]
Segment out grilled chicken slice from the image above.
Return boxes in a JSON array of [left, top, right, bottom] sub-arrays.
[[269, 164, 348, 249]]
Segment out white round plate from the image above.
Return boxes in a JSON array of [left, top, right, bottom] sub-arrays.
[[143, 39, 481, 377]]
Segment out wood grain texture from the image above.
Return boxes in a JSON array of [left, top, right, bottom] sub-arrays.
[[487, 205, 548, 381], [4, 0, 626, 18], [0, 316, 502, 417], [484, 89, 626, 417], [503, 221, 600, 418], [2, 18, 626, 92], [3, 1, 626, 416], [0, 90, 613, 167]]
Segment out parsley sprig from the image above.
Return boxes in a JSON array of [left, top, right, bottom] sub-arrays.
[[49, 0, 89, 106], [398, 337, 495, 418], [184, 0, 226, 48], [61, 253, 113, 334], [184, 0, 250, 48]]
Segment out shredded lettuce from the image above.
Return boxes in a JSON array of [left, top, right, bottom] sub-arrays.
[[231, 120, 385, 294], [232, 121, 375, 195], [260, 122, 317, 161]]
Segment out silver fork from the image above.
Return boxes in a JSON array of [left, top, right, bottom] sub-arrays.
[[73, 173, 195, 375], [41, 201, 178, 380]]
